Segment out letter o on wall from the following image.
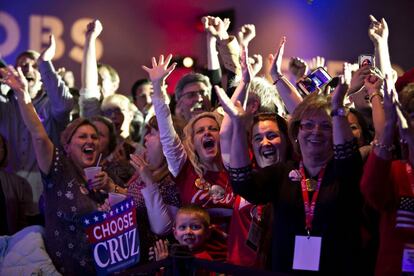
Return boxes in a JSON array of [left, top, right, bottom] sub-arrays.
[[0, 12, 20, 56]]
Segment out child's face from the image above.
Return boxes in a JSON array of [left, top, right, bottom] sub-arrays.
[[173, 212, 209, 250]]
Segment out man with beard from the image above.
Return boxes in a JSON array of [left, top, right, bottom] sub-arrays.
[[0, 35, 73, 223], [174, 73, 212, 123]]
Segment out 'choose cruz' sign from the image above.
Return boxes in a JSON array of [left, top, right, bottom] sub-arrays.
[[82, 197, 139, 275]]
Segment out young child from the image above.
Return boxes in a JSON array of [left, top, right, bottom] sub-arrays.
[[149, 204, 212, 261]]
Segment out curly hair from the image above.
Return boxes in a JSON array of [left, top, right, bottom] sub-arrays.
[[182, 112, 223, 178]]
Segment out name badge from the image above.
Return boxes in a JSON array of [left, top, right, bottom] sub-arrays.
[[292, 235, 321, 271], [402, 244, 414, 272]]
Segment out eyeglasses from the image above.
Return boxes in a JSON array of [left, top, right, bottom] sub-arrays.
[[299, 121, 332, 132], [180, 90, 209, 100]]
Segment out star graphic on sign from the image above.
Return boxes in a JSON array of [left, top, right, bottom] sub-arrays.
[[102, 213, 107, 219], [130, 200, 134, 206], [120, 205, 124, 211], [93, 216, 99, 222], [115, 208, 119, 214], [126, 203, 130, 208], [84, 219, 90, 225], [110, 211, 114, 216]]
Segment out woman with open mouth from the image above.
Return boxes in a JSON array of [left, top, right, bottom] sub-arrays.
[[1, 65, 118, 274], [219, 67, 363, 273], [142, 54, 235, 261]]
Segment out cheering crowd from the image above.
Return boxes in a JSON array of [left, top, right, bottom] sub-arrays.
[[0, 14, 413, 275]]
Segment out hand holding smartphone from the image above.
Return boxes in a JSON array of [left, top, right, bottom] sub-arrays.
[[297, 67, 332, 95], [358, 54, 375, 68]]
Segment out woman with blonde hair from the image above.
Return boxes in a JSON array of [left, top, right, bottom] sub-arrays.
[[142, 54, 234, 260]]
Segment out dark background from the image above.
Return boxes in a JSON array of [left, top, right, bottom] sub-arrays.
[[1, 0, 413, 94]]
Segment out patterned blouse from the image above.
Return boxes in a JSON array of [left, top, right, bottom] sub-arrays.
[[42, 148, 100, 275]]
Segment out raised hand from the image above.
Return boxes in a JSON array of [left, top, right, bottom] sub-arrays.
[[249, 54, 263, 77], [149, 239, 169, 261], [364, 73, 383, 96], [86, 19, 103, 40], [348, 65, 372, 94], [201, 16, 230, 40], [129, 153, 154, 186], [308, 56, 326, 72], [289, 57, 308, 80], [142, 54, 177, 87], [215, 85, 246, 120], [331, 74, 350, 109], [238, 24, 256, 48], [39, 34, 56, 62], [368, 15, 388, 45], [0, 65, 29, 96], [269, 36, 286, 82]]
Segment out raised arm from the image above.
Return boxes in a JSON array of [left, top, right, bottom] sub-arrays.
[[270, 37, 303, 114], [368, 15, 392, 78], [360, 75, 397, 210], [215, 18, 242, 77], [331, 74, 354, 145], [202, 16, 222, 71], [220, 45, 255, 167], [202, 16, 224, 106], [364, 73, 385, 139], [216, 85, 250, 168], [1, 66, 53, 174], [79, 19, 103, 117], [38, 34, 74, 121], [142, 55, 187, 177]]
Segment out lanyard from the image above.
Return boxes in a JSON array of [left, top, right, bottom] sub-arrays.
[[405, 163, 414, 194], [299, 161, 326, 235]]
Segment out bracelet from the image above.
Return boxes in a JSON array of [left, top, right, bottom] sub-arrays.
[[369, 92, 383, 103], [273, 75, 285, 85], [370, 139, 395, 152]]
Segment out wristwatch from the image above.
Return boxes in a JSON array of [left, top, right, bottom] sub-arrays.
[[330, 107, 349, 117]]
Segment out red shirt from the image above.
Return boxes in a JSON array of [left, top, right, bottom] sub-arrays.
[[175, 160, 235, 261], [227, 196, 258, 266], [361, 152, 414, 276]]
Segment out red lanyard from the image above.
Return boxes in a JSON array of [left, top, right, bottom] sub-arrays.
[[405, 163, 414, 194], [299, 160, 326, 235]]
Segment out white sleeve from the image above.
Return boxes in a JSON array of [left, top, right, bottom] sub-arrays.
[[152, 96, 187, 177], [141, 183, 176, 236]]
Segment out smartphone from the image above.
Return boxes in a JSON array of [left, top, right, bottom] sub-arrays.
[[358, 54, 375, 68], [297, 67, 332, 95]]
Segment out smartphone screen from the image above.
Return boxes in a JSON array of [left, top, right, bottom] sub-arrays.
[[297, 67, 332, 95]]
